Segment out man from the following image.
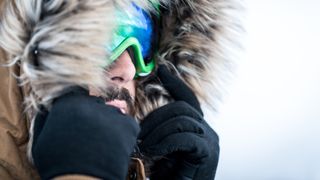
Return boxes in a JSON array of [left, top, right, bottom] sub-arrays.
[[1, 0, 240, 179], [30, 3, 219, 179], [27, 2, 158, 179]]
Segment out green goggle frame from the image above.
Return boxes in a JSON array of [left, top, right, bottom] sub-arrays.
[[109, 37, 156, 77], [106, 2, 159, 77]]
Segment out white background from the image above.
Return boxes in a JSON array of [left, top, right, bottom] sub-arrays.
[[212, 0, 320, 179]]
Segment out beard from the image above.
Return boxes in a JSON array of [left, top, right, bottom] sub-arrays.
[[101, 86, 135, 116]]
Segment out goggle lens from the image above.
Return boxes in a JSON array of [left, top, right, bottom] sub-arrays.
[[106, 4, 158, 77]]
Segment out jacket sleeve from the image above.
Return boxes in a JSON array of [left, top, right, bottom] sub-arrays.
[[32, 88, 140, 180]]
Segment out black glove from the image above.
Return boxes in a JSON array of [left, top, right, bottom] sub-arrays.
[[32, 87, 140, 180], [138, 66, 220, 180]]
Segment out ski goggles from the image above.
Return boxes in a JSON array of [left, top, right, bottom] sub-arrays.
[[106, 3, 159, 77]]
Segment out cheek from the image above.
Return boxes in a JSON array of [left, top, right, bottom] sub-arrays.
[[128, 80, 136, 98], [124, 60, 136, 81]]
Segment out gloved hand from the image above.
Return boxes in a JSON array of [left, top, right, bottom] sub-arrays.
[[32, 87, 140, 180], [138, 65, 220, 180]]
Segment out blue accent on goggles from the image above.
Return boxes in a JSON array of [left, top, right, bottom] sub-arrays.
[[106, 3, 158, 77]]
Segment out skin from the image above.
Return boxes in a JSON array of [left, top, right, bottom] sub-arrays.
[[107, 50, 136, 98], [90, 50, 136, 114]]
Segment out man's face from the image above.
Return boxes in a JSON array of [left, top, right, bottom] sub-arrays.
[[90, 50, 136, 115]]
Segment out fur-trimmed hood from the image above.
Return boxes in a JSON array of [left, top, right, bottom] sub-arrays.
[[0, 0, 242, 162]]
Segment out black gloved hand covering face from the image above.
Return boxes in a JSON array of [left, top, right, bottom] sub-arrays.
[[32, 87, 140, 180], [138, 65, 220, 180]]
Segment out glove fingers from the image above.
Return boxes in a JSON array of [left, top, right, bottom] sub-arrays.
[[141, 132, 210, 164], [139, 101, 203, 139], [157, 65, 203, 115], [140, 116, 204, 147]]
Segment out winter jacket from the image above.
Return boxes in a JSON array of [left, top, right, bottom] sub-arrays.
[[0, 50, 39, 180]]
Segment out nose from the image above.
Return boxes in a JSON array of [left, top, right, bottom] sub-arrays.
[[108, 50, 136, 85]]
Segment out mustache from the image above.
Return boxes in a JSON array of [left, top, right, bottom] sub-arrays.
[[104, 87, 132, 102], [101, 86, 135, 115]]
